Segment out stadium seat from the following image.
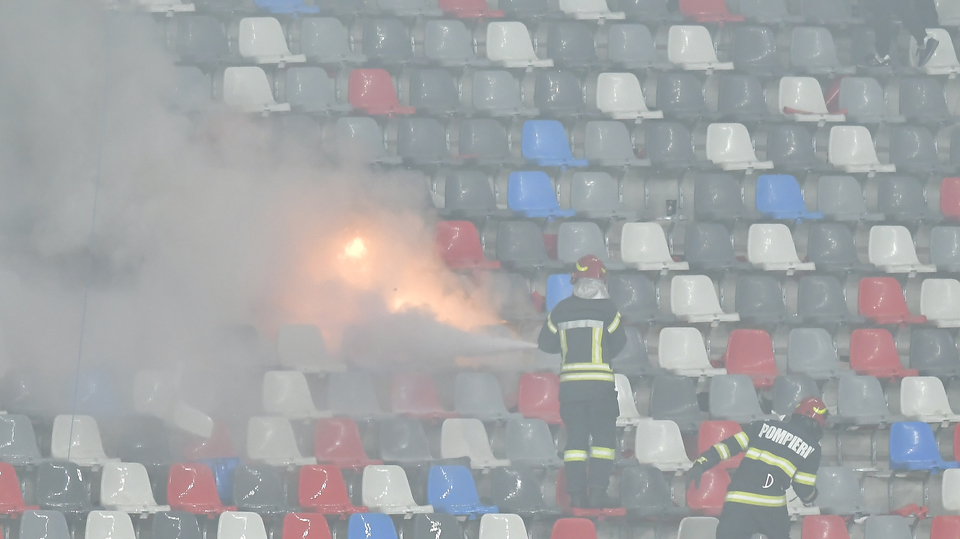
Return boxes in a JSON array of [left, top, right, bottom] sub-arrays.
[[51, 414, 116, 466], [595, 73, 662, 121], [747, 224, 814, 273], [238, 18, 305, 65], [887, 125, 942, 173], [828, 126, 894, 174], [850, 329, 918, 379], [936, 0, 960, 24], [941, 178, 960, 221], [277, 324, 343, 373], [723, 330, 778, 388], [772, 374, 820, 417], [709, 374, 775, 423], [521, 121, 587, 168], [441, 418, 510, 469], [284, 68, 350, 115], [559, 172, 620, 218], [652, 73, 709, 119], [579, 122, 648, 168], [379, 418, 435, 464], [790, 27, 853, 75], [619, 464, 687, 518], [641, 121, 699, 168], [731, 25, 781, 74], [649, 375, 704, 432], [713, 73, 769, 122], [931, 226, 960, 271], [898, 77, 952, 123], [137, 0, 196, 12], [328, 117, 399, 165], [428, 466, 498, 517], [486, 22, 553, 68], [505, 418, 562, 467], [556, 222, 621, 268], [550, 518, 598, 539], [634, 419, 693, 472], [346, 514, 397, 539], [815, 175, 877, 221], [868, 226, 936, 274], [435, 221, 499, 270], [670, 275, 740, 324], [168, 67, 212, 113], [234, 465, 295, 513], [667, 26, 733, 71], [479, 514, 528, 539], [778, 77, 844, 123], [920, 279, 960, 327], [609, 273, 663, 323], [467, 71, 530, 117], [942, 469, 960, 511], [454, 372, 514, 421], [151, 512, 202, 539], [404, 70, 465, 116], [314, 418, 383, 468], [546, 274, 573, 311], [873, 176, 933, 222], [439, 0, 503, 17], [372, 0, 442, 16], [900, 376, 960, 422], [254, 0, 319, 13], [219, 513, 268, 539], [262, 370, 327, 419], [36, 462, 93, 512], [458, 119, 519, 165], [691, 173, 742, 220], [910, 328, 960, 377], [362, 465, 434, 514], [532, 70, 585, 118], [735, 274, 790, 324], [657, 327, 725, 377], [685, 468, 729, 516], [705, 123, 773, 171], [932, 516, 960, 539], [441, 170, 496, 219], [698, 421, 743, 469], [327, 371, 384, 419], [508, 171, 571, 217], [167, 463, 235, 514], [0, 463, 34, 514], [834, 375, 897, 426], [788, 328, 846, 379], [797, 275, 863, 325], [815, 468, 871, 515], [909, 28, 960, 75], [495, 221, 554, 270], [299, 465, 366, 515], [620, 223, 687, 272], [403, 514, 464, 539], [541, 22, 601, 68], [677, 517, 719, 539], [863, 515, 912, 539], [614, 374, 643, 427], [390, 373, 455, 420], [559, 0, 624, 19], [517, 372, 561, 424], [679, 0, 742, 22], [488, 468, 551, 515], [171, 16, 229, 64], [762, 124, 829, 172], [683, 222, 740, 271], [858, 278, 926, 325], [612, 328, 657, 376], [283, 514, 331, 539], [347, 69, 414, 116], [422, 21, 484, 68], [740, 0, 797, 23], [755, 174, 822, 221], [605, 23, 665, 69], [498, 0, 552, 17], [100, 462, 168, 513], [804, 224, 871, 273], [801, 515, 849, 539], [355, 18, 414, 64], [222, 67, 290, 113], [297, 18, 365, 65], [84, 512, 136, 539], [834, 77, 901, 124], [0, 414, 42, 465]]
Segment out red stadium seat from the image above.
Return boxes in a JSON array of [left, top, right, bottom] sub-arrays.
[[0, 463, 36, 514], [348, 69, 415, 116], [314, 418, 383, 469], [801, 515, 850, 539], [931, 516, 960, 539], [723, 329, 778, 388], [283, 514, 332, 539], [697, 421, 743, 469], [849, 329, 918, 379], [954, 424, 960, 461], [517, 372, 562, 424], [551, 519, 596, 539], [439, 0, 504, 18], [858, 277, 926, 325], [685, 468, 729, 516], [299, 465, 367, 516], [679, 0, 744, 22], [941, 178, 960, 221], [435, 221, 500, 270], [555, 468, 625, 517], [167, 463, 235, 514], [390, 373, 457, 420], [182, 421, 236, 459]]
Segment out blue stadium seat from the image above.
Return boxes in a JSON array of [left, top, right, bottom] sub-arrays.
[[507, 171, 576, 219], [546, 274, 573, 311], [254, 0, 319, 13], [427, 466, 498, 517], [755, 174, 823, 221], [521, 121, 587, 168], [889, 422, 959, 472], [196, 457, 240, 505], [348, 513, 398, 539]]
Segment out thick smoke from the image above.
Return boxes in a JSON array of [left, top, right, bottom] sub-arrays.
[[0, 0, 524, 427]]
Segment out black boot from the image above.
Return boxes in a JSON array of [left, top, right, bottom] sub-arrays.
[[588, 489, 619, 509], [569, 490, 589, 509]]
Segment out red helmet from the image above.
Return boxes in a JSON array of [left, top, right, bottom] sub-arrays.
[[571, 255, 607, 282], [794, 397, 828, 428]]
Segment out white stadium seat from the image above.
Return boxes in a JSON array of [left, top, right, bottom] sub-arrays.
[[747, 223, 814, 274], [222, 67, 291, 114], [777, 77, 844, 123], [705, 123, 773, 171], [595, 73, 662, 121], [920, 279, 960, 327], [486, 22, 553, 68], [620, 222, 688, 272], [867, 226, 935, 274], [362, 465, 434, 514], [238, 18, 306, 65], [670, 275, 740, 325], [634, 419, 693, 472], [657, 327, 726, 378], [667, 26, 733, 71], [828, 126, 895, 174]]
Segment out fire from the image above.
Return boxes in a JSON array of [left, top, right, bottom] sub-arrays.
[[341, 237, 367, 260]]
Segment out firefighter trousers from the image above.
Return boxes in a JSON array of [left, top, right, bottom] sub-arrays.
[[559, 394, 618, 496], [716, 501, 790, 539]]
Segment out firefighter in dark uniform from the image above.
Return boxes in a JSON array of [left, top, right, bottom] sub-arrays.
[[687, 397, 828, 539], [538, 255, 626, 508]]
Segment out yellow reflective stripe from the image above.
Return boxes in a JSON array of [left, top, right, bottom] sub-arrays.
[[564, 450, 588, 462], [590, 447, 616, 460], [547, 314, 557, 334], [714, 443, 730, 460], [744, 448, 797, 477], [607, 313, 621, 333], [560, 372, 616, 382], [725, 491, 786, 507], [559, 329, 568, 359], [558, 320, 604, 330], [734, 431, 749, 450], [793, 471, 817, 486], [561, 363, 613, 371], [593, 327, 603, 363]]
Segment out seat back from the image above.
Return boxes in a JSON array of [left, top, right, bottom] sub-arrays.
[[909, 328, 960, 376], [756, 174, 812, 218], [837, 375, 892, 424], [747, 224, 804, 267], [262, 370, 321, 418], [790, 26, 843, 72], [504, 418, 560, 466], [667, 25, 724, 67], [556, 222, 611, 265], [608, 273, 660, 323], [657, 327, 712, 373], [900, 376, 956, 420], [357, 18, 411, 64], [488, 468, 545, 513], [708, 375, 767, 422], [435, 221, 498, 270], [837, 77, 887, 122], [521, 121, 580, 165], [863, 516, 913, 539], [550, 519, 595, 539], [849, 328, 914, 378], [84, 511, 136, 539], [805, 224, 861, 269], [649, 375, 701, 429], [723, 329, 778, 388], [453, 372, 510, 419], [545, 22, 598, 68], [403, 514, 464, 539], [931, 516, 960, 539], [151, 512, 202, 539], [735, 274, 787, 322], [857, 277, 915, 324], [486, 22, 541, 65], [875, 176, 927, 221], [815, 467, 866, 515], [283, 514, 332, 539], [685, 468, 728, 516], [348, 69, 407, 115], [788, 328, 841, 376], [829, 126, 884, 168], [697, 421, 743, 469], [816, 176, 868, 220], [233, 465, 289, 512], [684, 222, 736, 269], [655, 72, 707, 117], [218, 513, 268, 539], [469, 71, 523, 114], [167, 463, 227, 513], [868, 226, 925, 268], [800, 515, 849, 539], [379, 418, 433, 463], [517, 373, 561, 424], [458, 119, 512, 163], [677, 517, 719, 539], [390, 373, 451, 419], [732, 25, 779, 73], [479, 513, 527, 539], [51, 415, 109, 464], [314, 418, 380, 467], [889, 422, 957, 470], [567, 172, 620, 217], [778, 77, 829, 115], [37, 462, 91, 511], [246, 417, 312, 466], [100, 462, 160, 510], [298, 465, 360, 514], [693, 173, 743, 220], [606, 23, 659, 68], [920, 279, 960, 321], [670, 275, 725, 318], [443, 170, 496, 216], [619, 464, 676, 513], [0, 462, 30, 513], [764, 124, 822, 170], [427, 466, 489, 514], [941, 178, 960, 221], [507, 171, 566, 218], [440, 418, 499, 465], [327, 371, 383, 418], [423, 20, 476, 64], [771, 374, 819, 417], [0, 415, 42, 465], [633, 420, 692, 471], [360, 466, 422, 511], [298, 18, 354, 62], [931, 226, 960, 267]]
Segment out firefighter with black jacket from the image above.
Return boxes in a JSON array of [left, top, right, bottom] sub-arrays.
[[538, 255, 627, 509], [687, 397, 828, 539]]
